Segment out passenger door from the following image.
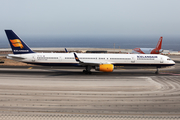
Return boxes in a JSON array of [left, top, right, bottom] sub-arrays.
[[160, 57, 163, 63], [59, 56, 62, 61], [131, 56, 135, 63], [32, 55, 35, 62]]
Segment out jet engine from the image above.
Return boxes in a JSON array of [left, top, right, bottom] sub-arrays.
[[95, 64, 114, 72], [159, 49, 163, 53]]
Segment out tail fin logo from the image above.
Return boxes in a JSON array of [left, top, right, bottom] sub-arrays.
[[75, 57, 79, 60], [10, 39, 24, 49]]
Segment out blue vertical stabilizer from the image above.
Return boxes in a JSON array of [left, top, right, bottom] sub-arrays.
[[5, 30, 34, 54]]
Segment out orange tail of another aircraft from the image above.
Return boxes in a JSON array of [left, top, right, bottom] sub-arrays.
[[156, 36, 163, 49], [133, 36, 163, 54]]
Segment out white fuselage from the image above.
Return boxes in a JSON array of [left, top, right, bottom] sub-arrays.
[[7, 53, 175, 68]]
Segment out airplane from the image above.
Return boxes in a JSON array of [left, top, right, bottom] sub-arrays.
[[133, 36, 163, 54], [5, 30, 175, 74]]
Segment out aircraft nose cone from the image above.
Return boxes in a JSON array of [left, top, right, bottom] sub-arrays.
[[171, 60, 175, 65]]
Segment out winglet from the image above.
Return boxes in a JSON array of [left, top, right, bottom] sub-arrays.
[[74, 53, 80, 62], [156, 36, 163, 49], [65, 48, 68, 53]]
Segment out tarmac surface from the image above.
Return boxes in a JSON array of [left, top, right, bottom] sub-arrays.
[[0, 57, 180, 119]]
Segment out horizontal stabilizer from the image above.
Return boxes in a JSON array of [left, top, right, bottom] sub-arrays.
[[7, 56, 25, 60]]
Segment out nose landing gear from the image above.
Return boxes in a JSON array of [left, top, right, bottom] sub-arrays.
[[155, 67, 160, 74]]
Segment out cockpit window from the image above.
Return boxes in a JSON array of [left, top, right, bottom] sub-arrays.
[[167, 58, 171, 61]]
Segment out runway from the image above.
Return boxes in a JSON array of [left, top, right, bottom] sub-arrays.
[[0, 64, 180, 119]]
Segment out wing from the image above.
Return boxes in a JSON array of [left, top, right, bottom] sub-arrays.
[[73, 53, 113, 66]]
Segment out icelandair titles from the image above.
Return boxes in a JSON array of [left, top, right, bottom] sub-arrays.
[[14, 50, 29, 52]]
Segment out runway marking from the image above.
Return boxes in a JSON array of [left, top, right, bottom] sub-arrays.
[[28, 67, 33, 69]]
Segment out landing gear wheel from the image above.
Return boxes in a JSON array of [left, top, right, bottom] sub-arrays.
[[83, 70, 92, 74], [87, 71, 92, 74], [82, 66, 92, 74]]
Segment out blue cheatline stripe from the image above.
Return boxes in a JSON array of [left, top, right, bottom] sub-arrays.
[[24, 62, 175, 67]]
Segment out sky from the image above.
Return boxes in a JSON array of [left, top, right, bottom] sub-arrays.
[[0, 0, 180, 38]]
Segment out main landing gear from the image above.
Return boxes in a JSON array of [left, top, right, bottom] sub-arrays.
[[83, 66, 92, 74]]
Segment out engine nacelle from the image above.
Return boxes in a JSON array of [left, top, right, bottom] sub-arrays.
[[95, 64, 114, 72], [159, 49, 163, 53]]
